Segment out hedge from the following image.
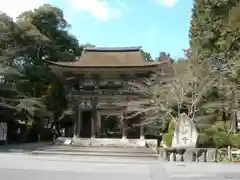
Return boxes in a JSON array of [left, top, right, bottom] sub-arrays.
[[230, 133, 240, 148]]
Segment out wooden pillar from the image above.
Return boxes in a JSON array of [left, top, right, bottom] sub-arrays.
[[73, 108, 78, 138], [121, 112, 127, 139], [91, 109, 97, 138], [96, 110, 101, 137], [77, 105, 82, 137], [122, 121, 127, 139], [140, 124, 144, 139], [73, 120, 77, 138], [90, 95, 98, 138], [140, 114, 145, 139], [91, 118, 95, 138]]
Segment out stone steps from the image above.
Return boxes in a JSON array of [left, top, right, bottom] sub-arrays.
[[37, 146, 156, 154], [31, 145, 158, 159], [31, 150, 158, 159]]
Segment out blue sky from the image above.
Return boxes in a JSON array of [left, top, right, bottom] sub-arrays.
[[2, 0, 193, 59]]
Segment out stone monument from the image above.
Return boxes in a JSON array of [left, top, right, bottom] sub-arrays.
[[171, 113, 199, 148]]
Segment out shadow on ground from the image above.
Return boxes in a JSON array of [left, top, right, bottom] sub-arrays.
[[0, 142, 53, 153]]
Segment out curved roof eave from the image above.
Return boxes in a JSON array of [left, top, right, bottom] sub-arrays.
[[46, 60, 161, 69]]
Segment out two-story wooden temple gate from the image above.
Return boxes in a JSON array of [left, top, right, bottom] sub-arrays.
[[48, 47, 170, 146]]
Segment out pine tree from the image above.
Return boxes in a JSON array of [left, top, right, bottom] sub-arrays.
[[189, 0, 239, 63]]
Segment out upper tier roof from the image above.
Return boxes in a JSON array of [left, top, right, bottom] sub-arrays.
[[47, 46, 160, 68]]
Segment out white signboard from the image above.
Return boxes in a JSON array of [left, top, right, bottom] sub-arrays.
[[172, 113, 198, 148], [0, 122, 7, 141]]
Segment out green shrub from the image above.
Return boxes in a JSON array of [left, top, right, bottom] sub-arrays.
[[168, 120, 175, 132], [163, 132, 173, 148], [230, 133, 240, 148], [203, 127, 215, 136], [213, 121, 226, 131], [203, 121, 226, 133], [197, 133, 212, 147], [197, 121, 229, 148], [212, 131, 230, 148], [162, 119, 175, 148]]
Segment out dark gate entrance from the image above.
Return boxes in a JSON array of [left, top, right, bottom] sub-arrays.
[[80, 111, 92, 138], [127, 114, 141, 139], [100, 115, 121, 138]]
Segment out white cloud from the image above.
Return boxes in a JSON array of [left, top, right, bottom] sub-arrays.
[[156, 0, 178, 7], [0, 0, 47, 19], [67, 0, 121, 22]]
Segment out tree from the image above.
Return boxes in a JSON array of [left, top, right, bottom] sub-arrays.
[[190, 0, 240, 74], [0, 12, 47, 110], [15, 4, 81, 125], [0, 4, 81, 129], [17, 4, 81, 62], [190, 0, 240, 132], [80, 43, 96, 48], [140, 50, 153, 61], [127, 48, 219, 130]]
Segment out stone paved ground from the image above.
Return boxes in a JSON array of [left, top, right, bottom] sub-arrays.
[[0, 152, 239, 180], [0, 142, 52, 153]]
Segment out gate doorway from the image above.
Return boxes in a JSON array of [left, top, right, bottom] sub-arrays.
[[100, 115, 121, 138], [80, 111, 92, 138]]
